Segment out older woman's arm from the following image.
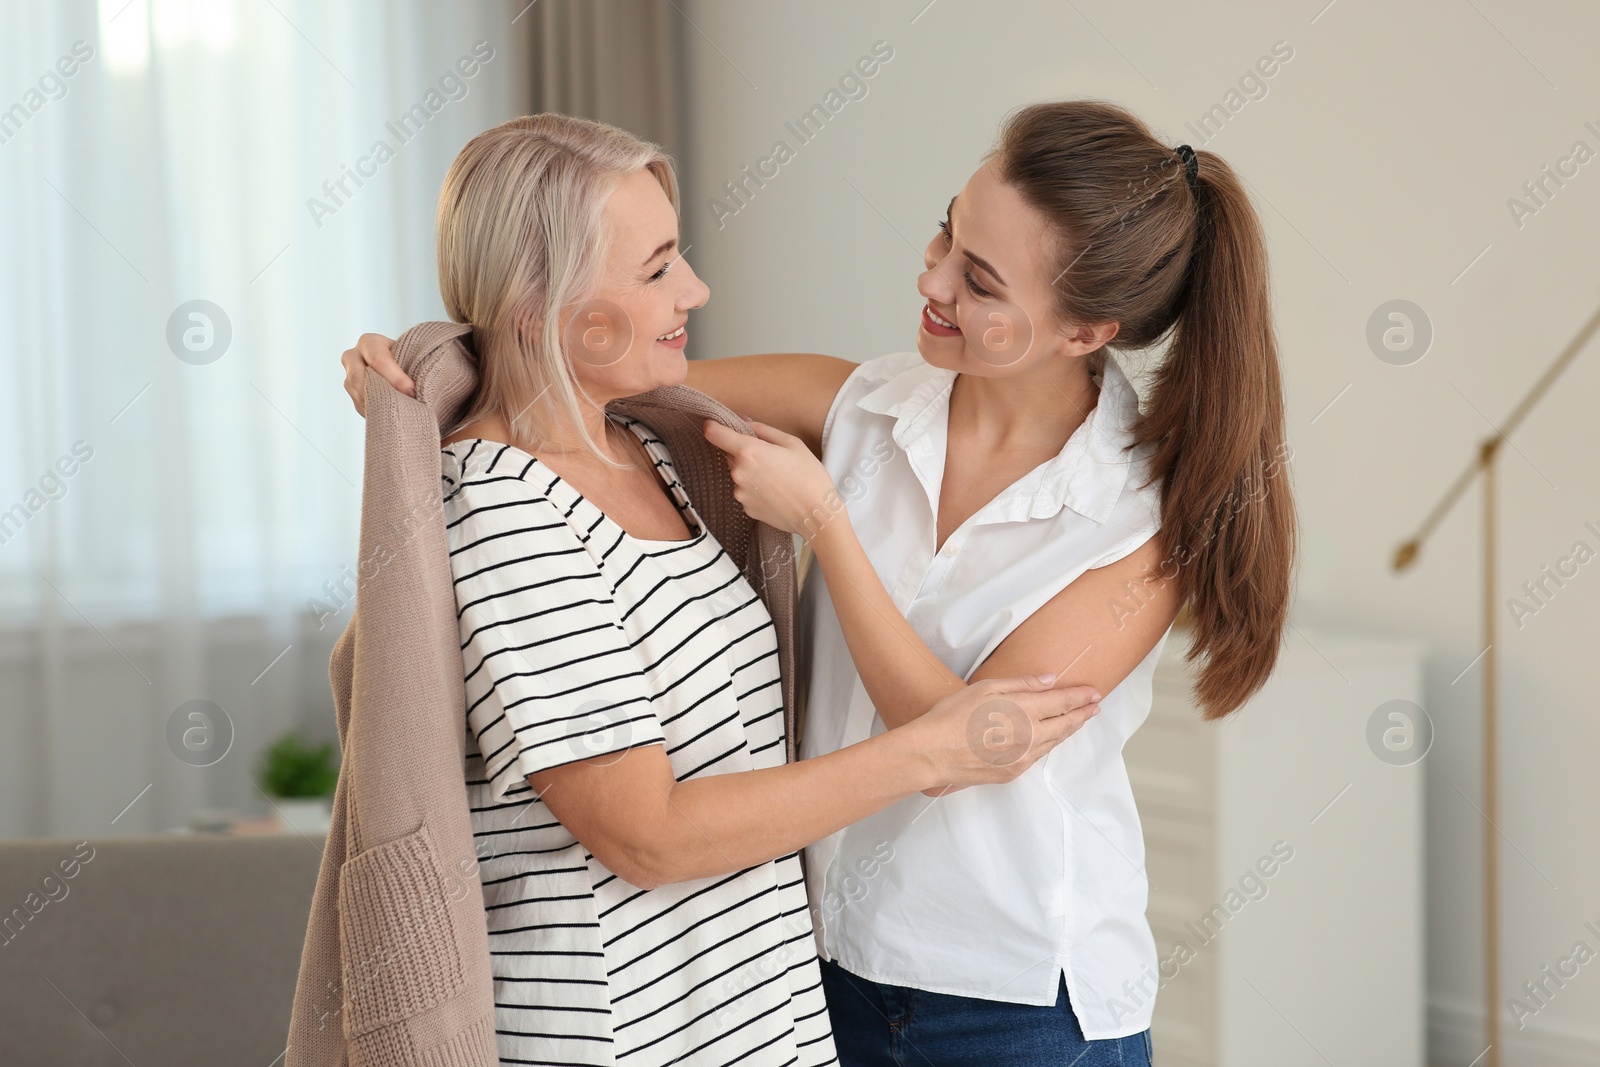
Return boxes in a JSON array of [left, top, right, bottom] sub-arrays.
[[531, 675, 1098, 891], [450, 461, 1100, 892]]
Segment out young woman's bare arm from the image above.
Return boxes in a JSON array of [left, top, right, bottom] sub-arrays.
[[340, 335, 855, 457], [807, 515, 1181, 729], [684, 354, 855, 456], [704, 421, 1181, 734]]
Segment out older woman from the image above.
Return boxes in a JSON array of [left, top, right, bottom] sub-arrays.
[[351, 115, 1100, 1067]]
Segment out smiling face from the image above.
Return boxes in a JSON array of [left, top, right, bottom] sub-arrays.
[[917, 159, 1117, 376], [560, 167, 709, 400]]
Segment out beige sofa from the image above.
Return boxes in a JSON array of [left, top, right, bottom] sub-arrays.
[[0, 832, 323, 1065]]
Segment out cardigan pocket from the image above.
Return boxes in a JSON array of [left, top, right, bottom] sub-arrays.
[[336, 820, 469, 1040]]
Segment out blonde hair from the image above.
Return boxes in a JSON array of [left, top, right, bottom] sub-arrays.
[[436, 114, 679, 460]]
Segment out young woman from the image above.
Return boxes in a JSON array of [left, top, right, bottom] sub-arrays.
[[346, 101, 1296, 1066], [354, 113, 1102, 1067]]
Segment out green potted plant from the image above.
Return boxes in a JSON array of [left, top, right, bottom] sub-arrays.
[[257, 732, 340, 834]]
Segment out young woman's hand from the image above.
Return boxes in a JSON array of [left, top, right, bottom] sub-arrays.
[[702, 418, 842, 541], [340, 332, 411, 416], [902, 674, 1100, 794]]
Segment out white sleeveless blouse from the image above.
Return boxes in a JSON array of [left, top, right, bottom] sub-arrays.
[[800, 351, 1172, 1040]]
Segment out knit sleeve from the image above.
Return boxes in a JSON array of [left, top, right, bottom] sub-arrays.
[[446, 465, 663, 804]]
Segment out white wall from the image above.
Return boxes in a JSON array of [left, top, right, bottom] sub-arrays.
[[679, 1, 1600, 1062]]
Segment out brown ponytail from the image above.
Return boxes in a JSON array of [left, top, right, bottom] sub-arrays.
[[994, 100, 1298, 720]]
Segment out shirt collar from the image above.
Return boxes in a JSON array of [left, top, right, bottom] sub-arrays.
[[855, 353, 1141, 524]]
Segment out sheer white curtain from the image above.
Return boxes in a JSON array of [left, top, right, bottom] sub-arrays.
[[0, 0, 530, 838]]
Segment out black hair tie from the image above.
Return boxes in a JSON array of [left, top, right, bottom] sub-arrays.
[[1174, 143, 1200, 192]]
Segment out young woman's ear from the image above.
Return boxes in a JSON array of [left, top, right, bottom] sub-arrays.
[[1057, 318, 1119, 353]]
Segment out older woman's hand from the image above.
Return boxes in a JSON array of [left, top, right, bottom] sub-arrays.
[[340, 332, 412, 416], [909, 674, 1100, 793], [703, 418, 843, 541]]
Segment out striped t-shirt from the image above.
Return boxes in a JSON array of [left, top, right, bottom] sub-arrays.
[[441, 416, 837, 1067]]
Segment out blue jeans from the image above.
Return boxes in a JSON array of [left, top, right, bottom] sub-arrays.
[[819, 958, 1153, 1066]]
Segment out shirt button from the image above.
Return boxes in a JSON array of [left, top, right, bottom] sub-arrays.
[[942, 541, 959, 557]]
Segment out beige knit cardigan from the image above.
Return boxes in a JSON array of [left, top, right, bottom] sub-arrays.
[[285, 321, 802, 1067]]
